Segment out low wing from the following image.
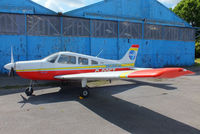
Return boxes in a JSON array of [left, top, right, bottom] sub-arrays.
[[55, 68, 194, 80]]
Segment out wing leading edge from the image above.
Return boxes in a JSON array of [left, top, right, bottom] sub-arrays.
[[55, 68, 194, 80]]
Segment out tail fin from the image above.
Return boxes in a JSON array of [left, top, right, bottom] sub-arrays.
[[119, 45, 139, 65]]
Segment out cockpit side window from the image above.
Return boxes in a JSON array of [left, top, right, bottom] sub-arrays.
[[91, 60, 98, 65], [58, 55, 76, 64], [78, 57, 88, 65], [47, 54, 58, 63]]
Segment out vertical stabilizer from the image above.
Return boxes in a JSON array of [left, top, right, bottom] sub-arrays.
[[119, 45, 139, 65]]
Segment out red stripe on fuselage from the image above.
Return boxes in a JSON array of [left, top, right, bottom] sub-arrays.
[[17, 68, 132, 80]]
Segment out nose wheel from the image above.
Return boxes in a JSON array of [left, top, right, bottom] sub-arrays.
[[25, 87, 33, 96], [25, 80, 34, 96]]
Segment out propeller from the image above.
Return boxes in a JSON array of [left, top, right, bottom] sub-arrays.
[[11, 46, 14, 63], [8, 67, 15, 77], [8, 46, 16, 77]]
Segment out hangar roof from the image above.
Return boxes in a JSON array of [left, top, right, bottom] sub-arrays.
[[64, 0, 190, 27], [0, 0, 56, 15]]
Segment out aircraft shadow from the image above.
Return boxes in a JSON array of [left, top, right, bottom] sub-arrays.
[[1, 79, 176, 97], [80, 90, 200, 134], [18, 82, 200, 134], [0, 86, 53, 96], [123, 79, 177, 90], [18, 81, 176, 105]]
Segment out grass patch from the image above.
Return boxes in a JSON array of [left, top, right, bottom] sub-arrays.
[[1, 85, 28, 89], [0, 83, 59, 90], [195, 58, 200, 63], [195, 58, 200, 66], [152, 79, 164, 82], [88, 80, 109, 87], [0, 81, 109, 90]]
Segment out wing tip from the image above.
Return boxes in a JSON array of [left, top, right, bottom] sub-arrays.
[[158, 68, 195, 78]]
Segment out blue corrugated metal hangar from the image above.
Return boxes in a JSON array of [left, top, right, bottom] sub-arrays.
[[0, 0, 195, 73]]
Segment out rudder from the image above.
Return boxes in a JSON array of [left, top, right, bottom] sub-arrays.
[[119, 45, 139, 66]]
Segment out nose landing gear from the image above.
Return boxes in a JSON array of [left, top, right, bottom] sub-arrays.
[[25, 87, 33, 96], [25, 80, 34, 96]]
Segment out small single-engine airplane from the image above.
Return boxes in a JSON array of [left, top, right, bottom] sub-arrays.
[[4, 45, 194, 97]]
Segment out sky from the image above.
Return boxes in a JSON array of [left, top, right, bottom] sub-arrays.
[[32, 0, 182, 13], [158, 0, 181, 8]]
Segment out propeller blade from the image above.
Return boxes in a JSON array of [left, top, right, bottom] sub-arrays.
[[11, 46, 14, 63], [8, 46, 16, 77], [8, 67, 15, 77]]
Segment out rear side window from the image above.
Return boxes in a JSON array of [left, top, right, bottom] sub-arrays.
[[100, 62, 104, 65], [47, 55, 58, 63], [91, 60, 98, 65], [78, 57, 88, 65], [58, 55, 76, 64]]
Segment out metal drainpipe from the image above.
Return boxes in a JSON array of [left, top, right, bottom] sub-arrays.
[[25, 14, 28, 60], [89, 19, 92, 55], [117, 20, 120, 60], [60, 16, 64, 51]]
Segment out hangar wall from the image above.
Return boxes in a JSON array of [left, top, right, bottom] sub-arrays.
[[0, 0, 196, 73], [65, 0, 195, 67]]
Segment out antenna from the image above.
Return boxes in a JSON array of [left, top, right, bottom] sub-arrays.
[[96, 49, 104, 57]]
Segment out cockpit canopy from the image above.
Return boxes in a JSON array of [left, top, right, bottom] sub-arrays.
[[45, 54, 59, 63], [43, 52, 100, 65], [58, 55, 76, 64]]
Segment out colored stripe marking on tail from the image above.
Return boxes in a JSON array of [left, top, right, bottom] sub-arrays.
[[131, 45, 139, 48]]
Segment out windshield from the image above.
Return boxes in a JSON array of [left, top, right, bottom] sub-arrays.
[[44, 54, 59, 63]]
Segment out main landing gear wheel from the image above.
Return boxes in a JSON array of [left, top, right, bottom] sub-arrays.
[[80, 79, 89, 98], [80, 88, 90, 98], [25, 87, 33, 96]]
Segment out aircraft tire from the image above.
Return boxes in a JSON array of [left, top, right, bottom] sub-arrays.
[[25, 87, 33, 96], [80, 89, 89, 98]]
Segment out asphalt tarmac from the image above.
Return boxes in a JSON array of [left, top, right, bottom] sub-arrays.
[[0, 73, 200, 134]]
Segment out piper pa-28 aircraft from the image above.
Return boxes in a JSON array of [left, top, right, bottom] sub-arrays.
[[4, 45, 194, 98]]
